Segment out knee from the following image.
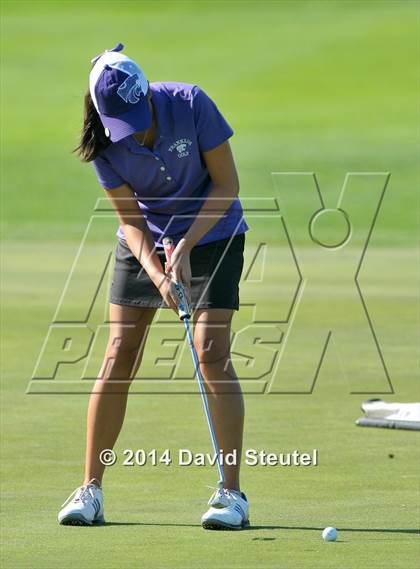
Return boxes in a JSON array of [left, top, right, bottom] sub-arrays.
[[192, 313, 237, 385], [108, 334, 140, 359], [100, 334, 143, 380], [193, 337, 234, 384], [194, 336, 230, 367]]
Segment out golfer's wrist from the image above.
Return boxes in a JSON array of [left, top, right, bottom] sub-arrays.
[[179, 236, 193, 252]]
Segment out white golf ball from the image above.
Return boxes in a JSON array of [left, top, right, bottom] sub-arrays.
[[322, 527, 337, 541]]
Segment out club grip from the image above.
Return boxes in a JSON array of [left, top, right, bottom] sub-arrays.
[[162, 236, 191, 320], [162, 236, 175, 271], [174, 283, 191, 320]]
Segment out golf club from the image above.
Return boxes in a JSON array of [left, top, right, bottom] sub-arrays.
[[162, 236, 225, 489]]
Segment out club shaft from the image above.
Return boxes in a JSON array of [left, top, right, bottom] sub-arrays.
[[163, 235, 224, 487], [184, 317, 225, 487]]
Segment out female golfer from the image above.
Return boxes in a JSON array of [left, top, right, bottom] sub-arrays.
[[58, 44, 249, 530]]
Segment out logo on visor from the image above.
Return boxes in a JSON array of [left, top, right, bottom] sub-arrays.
[[117, 74, 144, 104]]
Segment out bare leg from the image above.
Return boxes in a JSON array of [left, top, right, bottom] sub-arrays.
[[193, 309, 244, 491], [84, 304, 156, 485]]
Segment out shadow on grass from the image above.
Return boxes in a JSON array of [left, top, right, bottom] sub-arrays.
[[249, 525, 420, 535], [101, 522, 419, 535]]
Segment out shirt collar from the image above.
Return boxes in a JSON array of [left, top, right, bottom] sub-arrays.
[[122, 83, 173, 153], [150, 84, 173, 138]]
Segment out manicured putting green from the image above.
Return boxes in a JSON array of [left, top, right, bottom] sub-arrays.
[[1, 1, 418, 568]]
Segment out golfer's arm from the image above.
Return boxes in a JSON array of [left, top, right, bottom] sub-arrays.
[[105, 184, 164, 284], [182, 141, 240, 249]]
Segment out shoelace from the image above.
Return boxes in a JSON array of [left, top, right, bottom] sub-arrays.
[[61, 480, 99, 508], [207, 487, 234, 508]]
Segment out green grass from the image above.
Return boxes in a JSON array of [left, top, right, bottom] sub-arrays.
[[2, 242, 419, 569], [1, 1, 419, 568], [1, 0, 418, 244]]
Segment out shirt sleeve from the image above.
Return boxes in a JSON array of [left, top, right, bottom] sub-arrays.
[[91, 154, 125, 190], [192, 86, 234, 152]]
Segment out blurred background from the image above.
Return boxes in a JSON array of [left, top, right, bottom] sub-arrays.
[[2, 0, 418, 243]]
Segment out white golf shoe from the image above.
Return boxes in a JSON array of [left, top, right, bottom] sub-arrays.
[[201, 488, 249, 530], [58, 480, 105, 526]]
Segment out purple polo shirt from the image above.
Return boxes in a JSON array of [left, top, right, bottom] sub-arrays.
[[92, 82, 248, 246]]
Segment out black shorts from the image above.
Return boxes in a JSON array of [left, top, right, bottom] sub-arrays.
[[110, 233, 245, 310]]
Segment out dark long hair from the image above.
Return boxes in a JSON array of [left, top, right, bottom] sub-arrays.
[[74, 90, 111, 162]]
